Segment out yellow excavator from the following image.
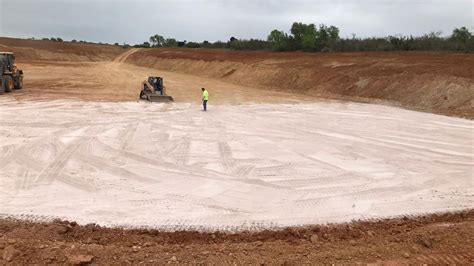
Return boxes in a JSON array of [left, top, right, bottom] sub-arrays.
[[139, 76, 173, 102]]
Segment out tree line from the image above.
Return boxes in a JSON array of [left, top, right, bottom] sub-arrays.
[[137, 23, 472, 52], [31, 22, 472, 52]]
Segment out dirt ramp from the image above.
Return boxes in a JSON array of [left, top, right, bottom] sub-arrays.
[[127, 49, 474, 118], [0, 37, 125, 62]]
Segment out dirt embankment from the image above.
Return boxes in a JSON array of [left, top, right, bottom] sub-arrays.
[[1, 38, 472, 117], [127, 48, 474, 118], [0, 210, 472, 264], [0, 37, 125, 62]]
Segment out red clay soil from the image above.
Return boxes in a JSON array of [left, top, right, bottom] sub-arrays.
[[0, 37, 125, 62], [1, 210, 472, 264], [127, 48, 474, 118]]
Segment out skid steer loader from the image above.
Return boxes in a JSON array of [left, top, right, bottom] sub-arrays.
[[0, 52, 24, 95], [139, 76, 173, 102]]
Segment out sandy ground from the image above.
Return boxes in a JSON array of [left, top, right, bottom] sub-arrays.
[[1, 98, 472, 231], [11, 52, 310, 104]]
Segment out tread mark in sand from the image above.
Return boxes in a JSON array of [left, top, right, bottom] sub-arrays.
[[175, 137, 190, 166], [165, 194, 244, 213], [218, 142, 235, 171], [57, 174, 98, 192], [76, 152, 157, 184], [34, 142, 82, 185], [232, 164, 255, 178], [32, 135, 93, 188], [97, 140, 192, 177], [120, 122, 139, 151], [0, 213, 58, 223], [8, 139, 66, 190]]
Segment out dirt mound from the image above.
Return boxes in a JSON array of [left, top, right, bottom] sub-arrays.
[[127, 48, 474, 118], [0, 210, 472, 264], [0, 37, 125, 62]]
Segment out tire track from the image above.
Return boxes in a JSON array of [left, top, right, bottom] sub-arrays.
[[231, 164, 254, 178], [175, 136, 190, 166], [33, 138, 88, 187], [76, 153, 158, 184], [119, 122, 139, 150], [57, 173, 98, 192], [218, 142, 235, 171]]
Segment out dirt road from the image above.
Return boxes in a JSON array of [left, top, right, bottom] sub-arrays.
[[112, 48, 141, 63]]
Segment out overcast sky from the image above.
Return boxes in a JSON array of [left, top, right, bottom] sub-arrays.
[[0, 0, 472, 44]]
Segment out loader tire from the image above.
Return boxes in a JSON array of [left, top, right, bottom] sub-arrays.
[[15, 75, 23, 90], [3, 75, 14, 92], [0, 79, 5, 95]]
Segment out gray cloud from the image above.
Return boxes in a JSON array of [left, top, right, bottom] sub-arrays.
[[0, 0, 472, 44]]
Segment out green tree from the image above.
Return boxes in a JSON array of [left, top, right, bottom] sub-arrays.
[[149, 34, 165, 47], [163, 38, 178, 47], [267, 29, 288, 51], [229, 39, 270, 50], [201, 40, 211, 48], [290, 22, 317, 51], [185, 42, 201, 48], [451, 27, 472, 43], [315, 24, 339, 51]]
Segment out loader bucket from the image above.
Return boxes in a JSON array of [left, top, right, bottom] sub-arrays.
[[147, 95, 174, 102]]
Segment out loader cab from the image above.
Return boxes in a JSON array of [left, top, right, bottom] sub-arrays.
[[148, 76, 164, 95], [0, 52, 15, 71]]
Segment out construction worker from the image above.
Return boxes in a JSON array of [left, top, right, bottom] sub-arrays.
[[201, 87, 209, 111]]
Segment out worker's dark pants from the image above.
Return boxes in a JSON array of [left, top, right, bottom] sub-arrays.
[[203, 100, 208, 111]]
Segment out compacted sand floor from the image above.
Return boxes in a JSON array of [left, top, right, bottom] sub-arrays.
[[0, 99, 472, 231]]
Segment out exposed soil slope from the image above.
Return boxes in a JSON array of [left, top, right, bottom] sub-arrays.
[[7, 61, 308, 103], [127, 48, 474, 118], [1, 37, 472, 117], [0, 37, 125, 62], [0, 210, 472, 264]]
